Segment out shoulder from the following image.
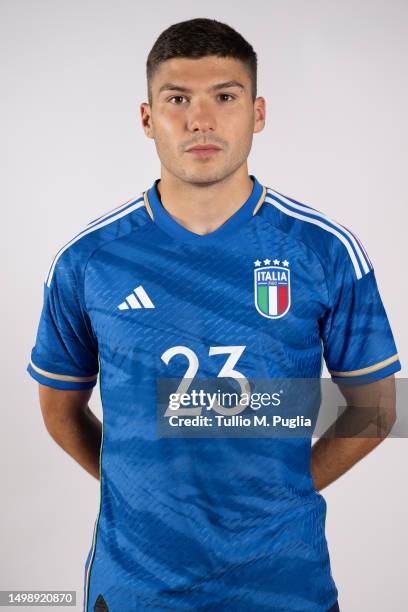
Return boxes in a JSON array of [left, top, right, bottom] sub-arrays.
[[44, 191, 149, 288], [260, 184, 373, 281]]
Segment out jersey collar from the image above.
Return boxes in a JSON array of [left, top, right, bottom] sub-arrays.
[[143, 175, 267, 244]]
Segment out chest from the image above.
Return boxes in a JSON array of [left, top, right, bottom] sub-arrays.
[[85, 236, 327, 378]]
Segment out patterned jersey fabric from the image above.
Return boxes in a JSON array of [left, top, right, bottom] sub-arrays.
[[28, 175, 400, 611]]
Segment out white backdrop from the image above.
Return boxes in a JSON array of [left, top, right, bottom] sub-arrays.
[[2, 1, 407, 610]]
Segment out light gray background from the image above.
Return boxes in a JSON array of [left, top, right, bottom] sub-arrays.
[[2, 0, 407, 610]]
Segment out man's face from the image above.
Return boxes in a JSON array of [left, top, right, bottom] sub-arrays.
[[141, 56, 265, 185]]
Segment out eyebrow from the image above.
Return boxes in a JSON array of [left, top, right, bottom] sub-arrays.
[[158, 80, 245, 94]]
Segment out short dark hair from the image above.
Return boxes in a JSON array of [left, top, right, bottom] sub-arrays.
[[146, 18, 257, 104]]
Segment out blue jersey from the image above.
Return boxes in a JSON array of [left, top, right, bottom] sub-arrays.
[[27, 175, 400, 611]]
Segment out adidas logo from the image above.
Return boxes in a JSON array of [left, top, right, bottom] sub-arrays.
[[118, 285, 155, 310]]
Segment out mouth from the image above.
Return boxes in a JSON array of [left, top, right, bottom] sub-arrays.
[[185, 145, 222, 158]]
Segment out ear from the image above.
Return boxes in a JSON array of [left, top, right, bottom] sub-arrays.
[[140, 103, 154, 139], [253, 97, 266, 134]]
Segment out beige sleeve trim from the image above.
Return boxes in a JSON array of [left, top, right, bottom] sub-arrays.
[[330, 353, 399, 377], [30, 360, 98, 382]]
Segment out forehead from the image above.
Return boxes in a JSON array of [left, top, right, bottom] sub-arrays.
[[151, 55, 251, 92]]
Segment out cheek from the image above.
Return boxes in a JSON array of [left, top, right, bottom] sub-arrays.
[[227, 118, 253, 152], [222, 106, 253, 133], [154, 109, 182, 132], [239, 108, 255, 130], [153, 115, 182, 147]]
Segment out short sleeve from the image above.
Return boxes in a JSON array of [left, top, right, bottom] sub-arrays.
[[27, 248, 99, 390], [320, 239, 401, 385]]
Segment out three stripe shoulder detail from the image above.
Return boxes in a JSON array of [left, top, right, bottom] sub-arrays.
[[264, 187, 373, 280], [45, 195, 145, 287]]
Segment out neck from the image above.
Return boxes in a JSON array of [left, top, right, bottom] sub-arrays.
[[156, 164, 254, 236]]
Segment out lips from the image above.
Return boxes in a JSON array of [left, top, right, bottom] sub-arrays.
[[186, 145, 222, 158], [186, 145, 221, 152]]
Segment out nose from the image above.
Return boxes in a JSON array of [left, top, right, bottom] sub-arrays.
[[187, 100, 216, 133]]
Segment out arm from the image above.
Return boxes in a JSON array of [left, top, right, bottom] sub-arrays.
[[39, 384, 102, 480], [311, 374, 396, 492]]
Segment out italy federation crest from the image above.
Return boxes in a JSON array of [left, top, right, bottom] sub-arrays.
[[254, 259, 291, 319]]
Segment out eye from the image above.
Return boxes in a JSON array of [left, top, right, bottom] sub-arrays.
[[168, 95, 188, 104], [218, 93, 235, 102]]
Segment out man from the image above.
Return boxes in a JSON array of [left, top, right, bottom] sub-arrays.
[[27, 17, 400, 612]]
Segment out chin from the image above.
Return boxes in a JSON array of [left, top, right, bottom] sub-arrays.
[[181, 167, 230, 186]]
